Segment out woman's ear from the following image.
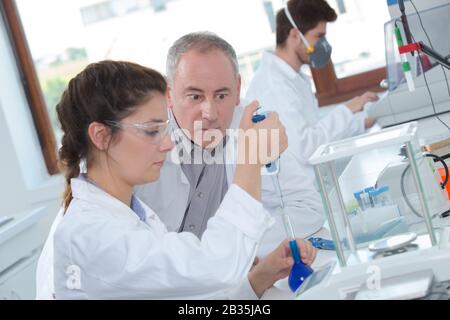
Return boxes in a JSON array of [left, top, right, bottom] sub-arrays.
[[87, 122, 111, 151]]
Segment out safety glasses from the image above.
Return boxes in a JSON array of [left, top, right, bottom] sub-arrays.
[[105, 119, 170, 145]]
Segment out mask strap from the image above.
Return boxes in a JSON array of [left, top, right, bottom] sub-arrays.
[[284, 6, 314, 54]]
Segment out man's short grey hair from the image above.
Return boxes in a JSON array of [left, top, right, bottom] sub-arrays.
[[166, 31, 239, 83]]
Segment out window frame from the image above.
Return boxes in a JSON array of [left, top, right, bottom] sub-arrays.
[[1, 0, 59, 175], [311, 61, 387, 107]]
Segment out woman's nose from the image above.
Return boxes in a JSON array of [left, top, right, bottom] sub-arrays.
[[160, 133, 174, 152]]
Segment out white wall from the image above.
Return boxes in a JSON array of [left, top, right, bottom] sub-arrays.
[[0, 9, 63, 298]]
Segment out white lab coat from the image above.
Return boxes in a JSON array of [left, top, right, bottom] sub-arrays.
[[35, 208, 63, 300], [49, 177, 274, 299], [136, 103, 325, 257], [246, 51, 366, 179]]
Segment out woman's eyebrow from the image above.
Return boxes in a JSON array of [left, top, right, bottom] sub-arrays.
[[142, 118, 166, 124]]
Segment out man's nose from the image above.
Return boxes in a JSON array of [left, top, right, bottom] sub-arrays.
[[201, 99, 218, 122]]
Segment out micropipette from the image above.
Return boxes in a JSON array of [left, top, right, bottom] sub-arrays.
[[251, 111, 313, 292]]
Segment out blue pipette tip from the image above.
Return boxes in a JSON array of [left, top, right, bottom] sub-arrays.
[[288, 262, 314, 293], [287, 239, 313, 292]]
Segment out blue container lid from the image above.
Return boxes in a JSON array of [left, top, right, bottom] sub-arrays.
[[378, 186, 390, 193], [353, 190, 364, 199], [364, 187, 375, 193]]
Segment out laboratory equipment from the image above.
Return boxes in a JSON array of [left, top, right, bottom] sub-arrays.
[[354, 269, 435, 300], [308, 237, 335, 251], [368, 232, 417, 253], [0, 207, 48, 299], [376, 148, 449, 226], [251, 111, 279, 176], [251, 111, 313, 292], [394, 25, 415, 92], [0, 216, 13, 228], [293, 122, 450, 299], [367, 3, 450, 127]]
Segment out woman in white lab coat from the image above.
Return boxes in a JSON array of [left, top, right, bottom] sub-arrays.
[[46, 60, 316, 299]]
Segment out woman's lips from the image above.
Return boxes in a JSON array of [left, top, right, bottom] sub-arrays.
[[153, 160, 165, 167]]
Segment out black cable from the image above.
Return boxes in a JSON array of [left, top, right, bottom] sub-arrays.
[[424, 153, 449, 188], [400, 164, 423, 218], [418, 50, 450, 130], [439, 152, 450, 160], [400, 156, 449, 219], [395, 12, 449, 129], [442, 209, 450, 218], [393, 18, 445, 131], [409, 0, 450, 100], [412, 32, 450, 130]]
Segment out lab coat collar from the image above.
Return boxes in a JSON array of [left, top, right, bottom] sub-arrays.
[[262, 50, 300, 82], [70, 177, 157, 222]]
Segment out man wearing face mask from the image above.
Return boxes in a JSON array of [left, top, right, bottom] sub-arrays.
[[246, 0, 378, 179]]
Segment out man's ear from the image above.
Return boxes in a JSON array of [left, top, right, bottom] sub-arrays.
[[289, 28, 302, 47], [88, 122, 111, 151], [236, 74, 242, 106]]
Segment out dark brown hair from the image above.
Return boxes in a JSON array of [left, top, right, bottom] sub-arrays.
[[56, 60, 167, 211], [276, 0, 337, 47]]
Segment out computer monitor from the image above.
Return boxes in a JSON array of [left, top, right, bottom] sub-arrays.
[[384, 3, 450, 92]]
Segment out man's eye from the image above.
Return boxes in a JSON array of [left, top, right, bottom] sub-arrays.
[[217, 93, 227, 100], [189, 94, 201, 101]]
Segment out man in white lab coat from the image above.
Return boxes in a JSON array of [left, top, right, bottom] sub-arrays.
[[246, 0, 378, 180], [136, 32, 325, 256]]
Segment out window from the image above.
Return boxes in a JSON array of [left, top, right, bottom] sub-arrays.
[[3, 0, 390, 175], [80, 1, 116, 26], [1, 0, 59, 174], [80, 0, 157, 26], [262, 0, 276, 33], [336, 0, 346, 14], [310, 0, 390, 106], [3, 0, 279, 174], [327, 0, 390, 79]]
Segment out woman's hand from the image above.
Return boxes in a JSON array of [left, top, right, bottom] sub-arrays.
[[248, 239, 317, 298]]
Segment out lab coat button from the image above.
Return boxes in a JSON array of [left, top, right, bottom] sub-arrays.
[[189, 224, 196, 230], [197, 192, 203, 198]]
